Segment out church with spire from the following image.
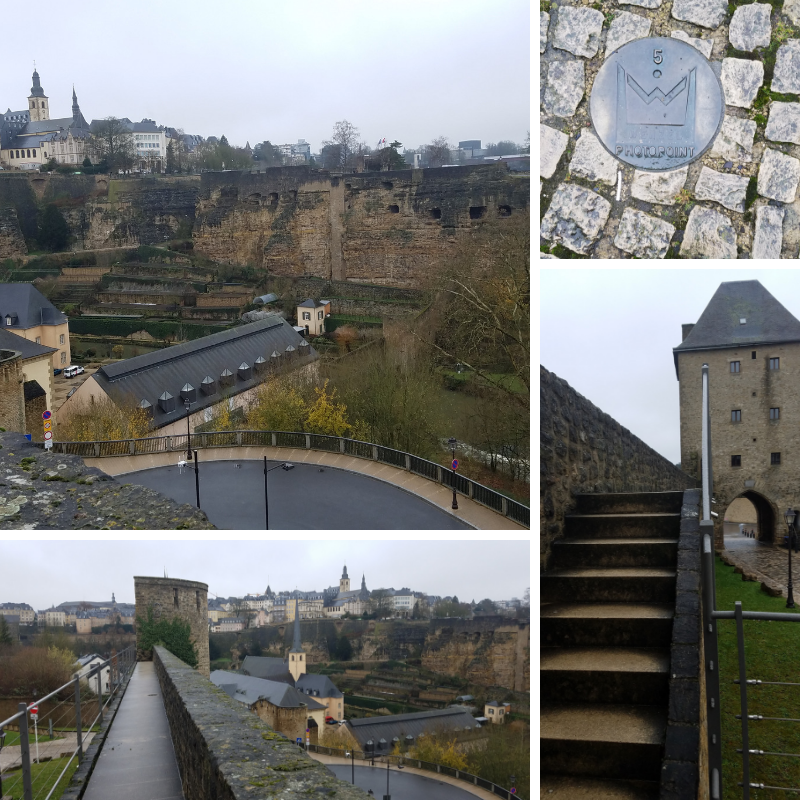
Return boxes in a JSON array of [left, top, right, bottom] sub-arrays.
[[323, 564, 370, 618], [0, 69, 92, 170]]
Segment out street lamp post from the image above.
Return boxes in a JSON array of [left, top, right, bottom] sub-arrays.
[[384, 760, 391, 800], [264, 457, 294, 530], [786, 508, 796, 609], [184, 398, 193, 459], [193, 449, 200, 509], [345, 749, 355, 784], [448, 437, 458, 510]]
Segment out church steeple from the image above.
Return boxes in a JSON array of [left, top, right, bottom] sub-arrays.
[[28, 69, 49, 122], [340, 564, 350, 594], [288, 598, 306, 681]]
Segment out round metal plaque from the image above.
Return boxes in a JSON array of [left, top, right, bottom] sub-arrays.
[[590, 37, 724, 171]]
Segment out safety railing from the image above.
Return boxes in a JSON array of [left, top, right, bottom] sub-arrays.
[[0, 646, 136, 800], [306, 744, 521, 798], [42, 431, 530, 527], [699, 363, 800, 798]]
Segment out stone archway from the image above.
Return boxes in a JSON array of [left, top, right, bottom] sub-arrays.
[[722, 490, 777, 546]]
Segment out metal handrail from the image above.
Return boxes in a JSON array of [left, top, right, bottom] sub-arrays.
[[306, 743, 521, 798], [40, 431, 530, 526]]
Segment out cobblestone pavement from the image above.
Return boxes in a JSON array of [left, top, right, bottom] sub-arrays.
[[720, 532, 795, 597], [539, 0, 800, 258]]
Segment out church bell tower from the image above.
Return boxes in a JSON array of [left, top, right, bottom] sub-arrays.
[[340, 564, 350, 594], [28, 69, 49, 122]]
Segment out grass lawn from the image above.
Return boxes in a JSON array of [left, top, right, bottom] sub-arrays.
[[0, 755, 78, 800], [2, 731, 64, 746], [715, 555, 800, 799]]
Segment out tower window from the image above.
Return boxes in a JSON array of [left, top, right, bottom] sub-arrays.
[[770, 407, 780, 420], [173, 588, 179, 608], [752, 351, 757, 359], [770, 358, 780, 370], [730, 361, 741, 373], [196, 590, 201, 611], [731, 455, 741, 467], [731, 410, 741, 422], [771, 452, 781, 465]]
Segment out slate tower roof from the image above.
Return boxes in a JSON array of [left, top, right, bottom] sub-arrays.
[[30, 70, 45, 97], [290, 598, 303, 653], [673, 280, 800, 376]]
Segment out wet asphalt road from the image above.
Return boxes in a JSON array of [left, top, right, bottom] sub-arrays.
[[326, 764, 481, 799], [121, 459, 470, 530]]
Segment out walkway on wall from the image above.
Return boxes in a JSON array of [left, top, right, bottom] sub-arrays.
[[83, 446, 525, 530], [82, 662, 183, 800]]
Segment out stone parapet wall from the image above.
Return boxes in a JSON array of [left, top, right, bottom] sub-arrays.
[[153, 646, 370, 800], [134, 576, 211, 677], [541, 365, 697, 567], [0, 351, 25, 434]]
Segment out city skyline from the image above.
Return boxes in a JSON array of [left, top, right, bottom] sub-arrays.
[[0, 540, 529, 611], [1, 0, 530, 154]]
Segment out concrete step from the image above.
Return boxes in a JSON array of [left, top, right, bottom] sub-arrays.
[[576, 491, 685, 516], [541, 568, 676, 604], [541, 703, 666, 782], [540, 646, 670, 704], [539, 774, 660, 799], [549, 538, 678, 569], [564, 514, 680, 539], [540, 602, 674, 647]]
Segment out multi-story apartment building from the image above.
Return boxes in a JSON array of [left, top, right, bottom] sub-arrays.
[[0, 604, 35, 624], [674, 279, 800, 547]]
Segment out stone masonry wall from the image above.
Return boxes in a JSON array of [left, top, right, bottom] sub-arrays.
[[153, 646, 370, 800], [541, 365, 698, 567], [135, 576, 211, 677], [678, 343, 800, 545], [0, 351, 25, 434], [540, 0, 800, 258], [0, 207, 27, 258]]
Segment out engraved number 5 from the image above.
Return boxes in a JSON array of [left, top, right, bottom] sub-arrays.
[[653, 49, 663, 64]]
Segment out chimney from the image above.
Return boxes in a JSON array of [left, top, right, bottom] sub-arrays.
[[681, 323, 695, 341]]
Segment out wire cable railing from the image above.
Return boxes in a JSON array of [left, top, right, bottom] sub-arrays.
[[0, 646, 136, 800], [41, 430, 530, 527]]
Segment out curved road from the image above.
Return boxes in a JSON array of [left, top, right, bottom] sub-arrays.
[[121, 460, 471, 530], [326, 763, 483, 799]]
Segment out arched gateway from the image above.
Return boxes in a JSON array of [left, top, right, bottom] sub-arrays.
[[674, 279, 800, 551]]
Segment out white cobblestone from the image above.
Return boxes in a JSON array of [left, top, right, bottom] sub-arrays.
[[693, 166, 750, 212], [785, 0, 800, 26], [543, 60, 585, 118], [552, 6, 604, 58], [568, 130, 618, 185], [752, 206, 784, 259], [670, 29, 714, 59], [720, 58, 765, 108], [765, 101, 800, 145], [541, 11, 550, 54], [680, 206, 738, 258], [630, 166, 689, 204], [619, 0, 661, 8], [540, 183, 612, 255], [614, 208, 676, 258], [757, 147, 800, 203], [672, 0, 728, 29], [605, 12, 652, 57], [541, 125, 570, 179], [729, 4, 772, 52], [709, 116, 757, 162], [772, 39, 800, 95]]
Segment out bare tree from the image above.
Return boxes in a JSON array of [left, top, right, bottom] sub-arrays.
[[425, 136, 451, 167], [91, 117, 136, 173], [323, 120, 360, 169]]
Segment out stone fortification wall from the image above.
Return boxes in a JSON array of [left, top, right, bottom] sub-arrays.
[[135, 576, 211, 677], [0, 351, 25, 434], [540, 365, 698, 567], [193, 164, 529, 287], [0, 207, 27, 258], [153, 646, 370, 800]]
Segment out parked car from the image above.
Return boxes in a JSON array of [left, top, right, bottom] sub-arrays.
[[53, 368, 62, 376], [63, 365, 84, 378], [75, 365, 85, 375]]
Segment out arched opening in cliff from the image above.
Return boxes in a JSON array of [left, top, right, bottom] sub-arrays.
[[382, 181, 394, 190], [469, 206, 487, 220], [388, 204, 399, 213], [428, 208, 442, 220], [723, 491, 776, 547], [268, 193, 279, 205], [498, 204, 512, 216]]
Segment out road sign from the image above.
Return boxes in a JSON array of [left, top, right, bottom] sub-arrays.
[[42, 410, 53, 449], [42, 410, 51, 420], [30, 705, 38, 715], [44, 431, 53, 440], [451, 459, 458, 470], [43, 421, 52, 431], [590, 37, 724, 171]]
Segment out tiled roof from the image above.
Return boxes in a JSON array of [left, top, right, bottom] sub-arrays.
[[0, 327, 57, 360], [210, 671, 326, 710], [0, 284, 67, 329]]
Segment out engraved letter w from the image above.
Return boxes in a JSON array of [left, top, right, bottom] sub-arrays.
[[626, 74, 687, 106]]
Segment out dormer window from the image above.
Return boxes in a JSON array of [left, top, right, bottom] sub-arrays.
[[5, 315, 11, 326], [740, 318, 746, 324]]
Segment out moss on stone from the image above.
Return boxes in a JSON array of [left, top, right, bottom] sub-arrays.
[[745, 177, 758, 210]]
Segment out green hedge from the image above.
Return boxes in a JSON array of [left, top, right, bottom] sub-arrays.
[[70, 316, 234, 341], [326, 315, 382, 332]]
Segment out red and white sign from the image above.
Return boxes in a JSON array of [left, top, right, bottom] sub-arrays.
[[44, 431, 53, 440], [42, 410, 53, 449]]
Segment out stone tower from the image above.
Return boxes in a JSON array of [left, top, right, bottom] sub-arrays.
[[134, 576, 210, 677], [674, 279, 800, 548], [339, 564, 350, 594], [288, 598, 306, 682], [28, 70, 49, 122]]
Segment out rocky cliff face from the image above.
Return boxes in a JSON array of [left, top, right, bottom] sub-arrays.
[[193, 165, 529, 287], [0, 207, 26, 258]]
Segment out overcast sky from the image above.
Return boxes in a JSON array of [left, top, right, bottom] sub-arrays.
[[1, 0, 530, 153], [540, 268, 800, 465], [0, 539, 529, 610]]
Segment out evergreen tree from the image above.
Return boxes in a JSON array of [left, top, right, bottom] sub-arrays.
[[39, 204, 70, 251], [219, 134, 229, 147], [0, 615, 13, 646], [165, 141, 176, 173]]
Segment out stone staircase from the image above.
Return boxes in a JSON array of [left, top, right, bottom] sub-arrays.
[[540, 491, 684, 799]]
